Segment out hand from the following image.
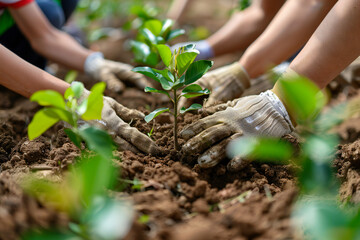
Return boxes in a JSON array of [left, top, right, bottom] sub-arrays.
[[79, 88, 160, 155], [180, 90, 294, 171], [179, 62, 251, 109], [84, 52, 153, 92]]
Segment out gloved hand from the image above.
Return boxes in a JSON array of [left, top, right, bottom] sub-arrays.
[[180, 90, 294, 171], [84, 52, 153, 92], [179, 62, 251, 109], [80, 89, 160, 155], [171, 40, 214, 60]]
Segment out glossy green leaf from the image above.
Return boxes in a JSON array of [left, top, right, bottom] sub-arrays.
[[167, 29, 185, 41], [160, 19, 174, 36], [181, 84, 210, 98], [81, 82, 105, 121], [70, 81, 84, 99], [153, 69, 175, 82], [176, 50, 199, 76], [132, 67, 161, 83], [172, 75, 185, 90], [180, 103, 202, 114], [28, 108, 60, 140], [130, 40, 152, 64], [30, 90, 65, 109], [140, 28, 157, 44], [183, 43, 196, 51], [156, 44, 172, 67], [145, 87, 170, 98], [64, 128, 82, 149], [277, 74, 323, 123], [227, 136, 294, 163], [145, 108, 169, 123], [143, 19, 162, 36], [65, 70, 78, 84], [185, 60, 213, 85], [78, 125, 115, 158], [64, 87, 74, 100], [42, 107, 74, 125]]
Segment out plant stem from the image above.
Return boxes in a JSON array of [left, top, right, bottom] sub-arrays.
[[173, 89, 180, 151]]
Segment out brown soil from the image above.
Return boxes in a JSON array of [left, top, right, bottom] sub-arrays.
[[1, 0, 360, 239]]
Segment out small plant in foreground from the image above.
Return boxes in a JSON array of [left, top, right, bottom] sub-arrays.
[[133, 44, 213, 150], [130, 19, 185, 67], [28, 81, 114, 158]]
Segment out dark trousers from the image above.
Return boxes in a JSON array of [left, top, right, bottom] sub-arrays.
[[0, 0, 79, 69]]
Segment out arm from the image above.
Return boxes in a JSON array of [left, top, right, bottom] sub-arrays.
[[239, 0, 338, 78], [0, 44, 69, 98], [208, 0, 285, 57], [9, 2, 93, 71], [167, 0, 191, 23]]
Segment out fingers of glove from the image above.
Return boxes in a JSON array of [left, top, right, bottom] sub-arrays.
[[201, 99, 241, 115], [182, 124, 233, 155], [116, 123, 160, 155], [227, 156, 252, 172], [105, 97, 145, 121], [180, 115, 224, 140], [197, 133, 242, 168], [114, 136, 141, 154], [99, 70, 125, 92], [204, 77, 244, 107]]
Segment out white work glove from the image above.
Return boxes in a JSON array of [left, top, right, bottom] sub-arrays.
[[171, 40, 214, 60], [84, 52, 153, 92], [180, 90, 294, 171], [179, 62, 251, 109], [79, 89, 160, 155]]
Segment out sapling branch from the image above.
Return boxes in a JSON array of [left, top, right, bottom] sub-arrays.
[[133, 44, 213, 152]]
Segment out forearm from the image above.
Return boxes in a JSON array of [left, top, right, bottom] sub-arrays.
[[30, 29, 92, 71], [240, 0, 337, 78], [0, 44, 69, 98], [167, 0, 190, 23], [289, 0, 360, 89], [208, 0, 284, 57]]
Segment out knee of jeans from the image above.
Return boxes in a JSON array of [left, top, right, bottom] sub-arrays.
[[36, 0, 65, 29]]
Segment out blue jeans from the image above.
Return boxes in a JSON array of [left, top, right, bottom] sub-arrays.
[[0, 0, 79, 69]]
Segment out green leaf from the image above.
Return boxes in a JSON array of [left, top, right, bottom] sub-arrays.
[[143, 19, 162, 36], [30, 90, 65, 109], [70, 81, 84, 99], [227, 136, 294, 163], [183, 43, 196, 51], [130, 40, 158, 66], [180, 103, 202, 114], [156, 44, 172, 67], [22, 230, 80, 240], [185, 60, 213, 85], [181, 84, 210, 98], [145, 87, 170, 98], [132, 67, 161, 83], [176, 51, 199, 76], [64, 87, 74, 100], [64, 128, 82, 149], [78, 125, 115, 158], [145, 108, 169, 123], [140, 28, 157, 44], [172, 75, 185, 90], [28, 108, 60, 140], [81, 82, 105, 121], [277, 74, 323, 123], [160, 19, 174, 36], [167, 29, 185, 41], [65, 70, 78, 84], [43, 107, 74, 125], [153, 69, 175, 82]]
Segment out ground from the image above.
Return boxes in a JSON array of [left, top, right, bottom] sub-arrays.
[[1, 0, 360, 239]]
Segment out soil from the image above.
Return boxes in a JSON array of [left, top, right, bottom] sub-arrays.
[[1, 0, 360, 239]]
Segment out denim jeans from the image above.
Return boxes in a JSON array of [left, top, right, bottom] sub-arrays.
[[0, 0, 79, 69]]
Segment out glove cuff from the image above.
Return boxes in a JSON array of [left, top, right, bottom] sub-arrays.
[[260, 90, 295, 131], [84, 52, 104, 77], [230, 62, 251, 90]]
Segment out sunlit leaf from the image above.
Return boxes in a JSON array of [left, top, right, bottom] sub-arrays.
[[180, 103, 202, 114], [185, 60, 213, 85], [132, 67, 161, 83], [65, 70, 78, 84], [81, 82, 105, 121], [176, 50, 199, 76], [30, 90, 65, 109], [145, 87, 170, 98], [181, 84, 210, 98], [43, 107, 74, 125], [70, 81, 84, 99], [28, 108, 59, 140], [156, 44, 172, 67], [167, 29, 185, 41], [140, 28, 157, 44], [143, 19, 162, 36], [145, 108, 169, 123]]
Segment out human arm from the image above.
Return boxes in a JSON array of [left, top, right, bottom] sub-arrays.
[[0, 44, 159, 154], [167, 0, 191, 23]]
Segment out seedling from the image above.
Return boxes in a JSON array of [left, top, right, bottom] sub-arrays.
[[133, 44, 213, 150], [130, 19, 185, 67], [28, 81, 115, 158]]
